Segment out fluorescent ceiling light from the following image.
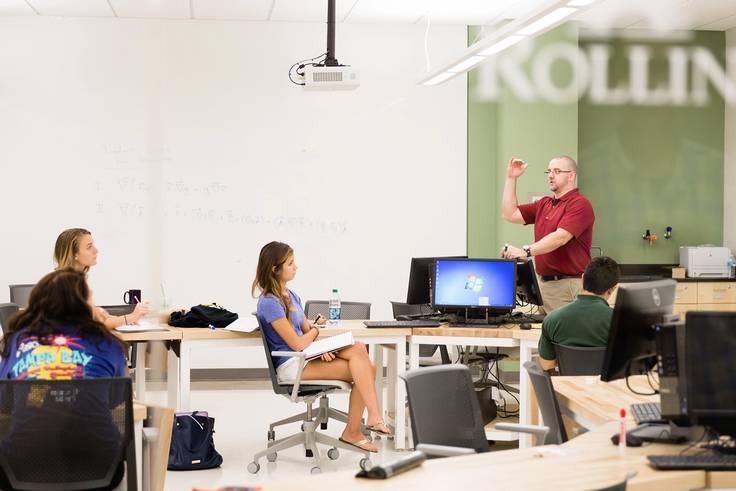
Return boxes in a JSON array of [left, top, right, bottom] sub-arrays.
[[423, 72, 456, 86], [568, 0, 596, 6], [518, 7, 577, 36], [478, 35, 525, 56], [447, 56, 486, 73]]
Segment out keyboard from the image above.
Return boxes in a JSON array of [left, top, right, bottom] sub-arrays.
[[647, 454, 736, 471], [631, 402, 664, 424], [363, 320, 442, 328]]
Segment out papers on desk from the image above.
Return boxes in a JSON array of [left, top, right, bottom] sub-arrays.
[[304, 332, 354, 361], [224, 318, 259, 333], [115, 319, 169, 333]]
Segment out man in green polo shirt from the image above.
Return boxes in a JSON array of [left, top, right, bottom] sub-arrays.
[[538, 256, 620, 371]]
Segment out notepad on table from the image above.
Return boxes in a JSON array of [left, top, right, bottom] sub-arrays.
[[116, 319, 168, 333], [303, 332, 354, 361]]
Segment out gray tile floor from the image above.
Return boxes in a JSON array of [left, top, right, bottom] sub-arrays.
[[146, 381, 407, 490]]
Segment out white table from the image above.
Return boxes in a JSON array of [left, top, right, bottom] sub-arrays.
[[165, 320, 412, 450]]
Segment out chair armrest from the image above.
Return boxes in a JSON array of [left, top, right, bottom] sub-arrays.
[[271, 350, 308, 402], [415, 443, 476, 458], [494, 423, 550, 445]]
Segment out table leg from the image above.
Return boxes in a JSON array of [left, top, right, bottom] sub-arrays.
[[135, 342, 147, 403], [135, 419, 143, 491], [167, 341, 180, 409], [393, 339, 406, 450], [178, 341, 191, 411], [519, 339, 535, 448], [372, 345, 384, 419]]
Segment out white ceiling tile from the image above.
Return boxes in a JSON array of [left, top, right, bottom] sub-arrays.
[[700, 13, 736, 31], [0, 0, 36, 15], [192, 0, 272, 21], [110, 0, 190, 19], [270, 0, 353, 23], [347, 0, 545, 25], [28, 0, 114, 17]]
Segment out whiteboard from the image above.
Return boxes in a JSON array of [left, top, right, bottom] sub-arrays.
[[0, 17, 467, 323]]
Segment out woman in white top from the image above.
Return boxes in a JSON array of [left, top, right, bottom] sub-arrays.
[[54, 228, 149, 329]]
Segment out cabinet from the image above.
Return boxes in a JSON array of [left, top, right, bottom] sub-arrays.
[[610, 281, 735, 316]]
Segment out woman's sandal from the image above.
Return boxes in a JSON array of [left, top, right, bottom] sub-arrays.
[[339, 437, 378, 453], [366, 420, 393, 436]]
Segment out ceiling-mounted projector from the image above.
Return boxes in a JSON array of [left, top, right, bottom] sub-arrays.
[[303, 65, 360, 90], [289, 0, 359, 91]]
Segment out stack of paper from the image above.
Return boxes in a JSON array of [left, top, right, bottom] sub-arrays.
[[115, 319, 169, 333], [303, 332, 355, 361]]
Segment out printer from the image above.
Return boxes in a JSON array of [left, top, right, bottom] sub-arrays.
[[679, 246, 731, 278]]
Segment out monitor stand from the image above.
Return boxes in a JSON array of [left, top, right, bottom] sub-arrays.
[[628, 421, 703, 444]]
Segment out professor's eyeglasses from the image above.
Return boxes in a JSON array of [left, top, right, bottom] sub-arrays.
[[544, 169, 573, 176]]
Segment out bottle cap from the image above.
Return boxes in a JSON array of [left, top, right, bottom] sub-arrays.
[[332, 288, 338, 293]]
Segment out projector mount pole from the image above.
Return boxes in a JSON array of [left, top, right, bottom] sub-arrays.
[[324, 0, 339, 66]]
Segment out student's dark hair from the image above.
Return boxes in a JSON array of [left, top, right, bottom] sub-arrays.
[[1, 268, 124, 358], [251, 241, 294, 314], [582, 256, 620, 295]]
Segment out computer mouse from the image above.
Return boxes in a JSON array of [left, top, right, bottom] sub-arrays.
[[520, 322, 532, 330], [610, 432, 643, 447]]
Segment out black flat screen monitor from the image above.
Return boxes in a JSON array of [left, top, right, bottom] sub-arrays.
[[406, 256, 466, 305], [516, 260, 543, 306], [431, 258, 516, 312], [600, 279, 676, 382], [685, 311, 736, 437]]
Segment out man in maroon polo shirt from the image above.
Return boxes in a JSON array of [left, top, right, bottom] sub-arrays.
[[500, 155, 595, 313]]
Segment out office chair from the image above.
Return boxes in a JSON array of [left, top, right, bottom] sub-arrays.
[[402, 365, 549, 457], [553, 343, 606, 376], [523, 360, 568, 445], [0, 377, 137, 491], [390, 301, 452, 363], [0, 303, 19, 334], [248, 314, 371, 475], [8, 284, 34, 309], [304, 300, 371, 320]]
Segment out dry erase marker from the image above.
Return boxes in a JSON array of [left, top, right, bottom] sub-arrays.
[[618, 408, 626, 456], [209, 324, 216, 331], [314, 314, 323, 325]]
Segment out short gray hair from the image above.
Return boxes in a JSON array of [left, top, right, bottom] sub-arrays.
[[551, 155, 577, 172]]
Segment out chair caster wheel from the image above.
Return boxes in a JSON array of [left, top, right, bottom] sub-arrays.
[[266, 452, 277, 462], [247, 462, 260, 474], [321, 422, 328, 430], [310, 466, 321, 474], [327, 448, 339, 460], [306, 449, 314, 457], [359, 458, 372, 471], [267, 430, 275, 441]]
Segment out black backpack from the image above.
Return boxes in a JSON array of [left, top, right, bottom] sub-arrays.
[[168, 303, 238, 328]]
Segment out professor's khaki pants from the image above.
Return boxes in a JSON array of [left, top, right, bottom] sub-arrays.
[[536, 276, 582, 314]]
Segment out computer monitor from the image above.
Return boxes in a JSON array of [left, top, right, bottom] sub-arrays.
[[685, 311, 736, 437], [406, 256, 466, 305], [431, 258, 516, 313], [600, 279, 676, 382], [515, 260, 543, 306]]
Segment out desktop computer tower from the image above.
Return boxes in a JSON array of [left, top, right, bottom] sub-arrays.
[[655, 320, 689, 424]]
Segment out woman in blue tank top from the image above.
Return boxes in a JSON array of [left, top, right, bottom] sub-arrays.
[[253, 241, 391, 453]]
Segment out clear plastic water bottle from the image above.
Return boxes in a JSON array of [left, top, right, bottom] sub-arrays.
[[328, 288, 341, 327]]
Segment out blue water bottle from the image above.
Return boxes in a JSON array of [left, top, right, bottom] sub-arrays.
[[328, 288, 341, 327]]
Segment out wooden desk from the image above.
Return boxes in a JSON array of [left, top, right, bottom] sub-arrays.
[[553, 375, 658, 429], [409, 324, 542, 447], [168, 320, 412, 449], [261, 422, 709, 491]]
